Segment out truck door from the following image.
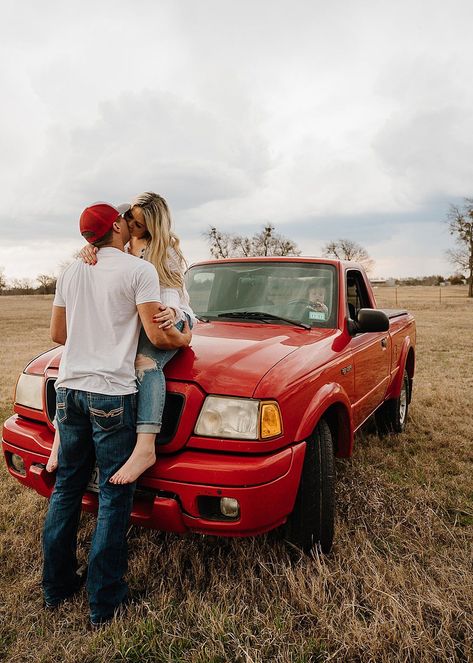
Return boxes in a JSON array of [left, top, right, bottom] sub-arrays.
[[346, 270, 391, 428]]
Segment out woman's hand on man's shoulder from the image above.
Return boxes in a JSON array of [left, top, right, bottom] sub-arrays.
[[79, 244, 98, 265]]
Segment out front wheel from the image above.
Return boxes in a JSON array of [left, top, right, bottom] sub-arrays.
[[284, 419, 335, 554], [375, 369, 409, 435]]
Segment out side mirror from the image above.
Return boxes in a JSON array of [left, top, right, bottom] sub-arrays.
[[349, 308, 389, 335]]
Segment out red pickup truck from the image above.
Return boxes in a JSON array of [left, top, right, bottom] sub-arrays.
[[2, 257, 415, 553]]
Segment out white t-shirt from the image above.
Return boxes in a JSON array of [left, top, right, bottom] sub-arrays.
[[54, 247, 160, 395]]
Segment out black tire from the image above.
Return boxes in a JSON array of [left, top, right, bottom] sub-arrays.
[[284, 419, 335, 554], [375, 369, 409, 435]]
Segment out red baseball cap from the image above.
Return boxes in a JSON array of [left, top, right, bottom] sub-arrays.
[[79, 202, 130, 243]]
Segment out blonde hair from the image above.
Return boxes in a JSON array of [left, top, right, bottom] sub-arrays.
[[131, 192, 186, 289]]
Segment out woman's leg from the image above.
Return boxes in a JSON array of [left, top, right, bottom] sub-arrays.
[[46, 427, 61, 473], [108, 432, 156, 484], [109, 325, 183, 485]]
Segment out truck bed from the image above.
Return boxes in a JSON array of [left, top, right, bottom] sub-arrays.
[[378, 309, 408, 319]]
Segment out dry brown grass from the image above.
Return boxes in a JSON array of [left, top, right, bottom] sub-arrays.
[[1, 290, 472, 663]]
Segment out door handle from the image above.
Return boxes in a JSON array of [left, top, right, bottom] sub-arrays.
[[381, 337, 388, 349]]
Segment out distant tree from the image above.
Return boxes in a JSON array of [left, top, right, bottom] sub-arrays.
[[240, 224, 301, 257], [204, 224, 301, 258], [396, 274, 446, 286], [0, 267, 6, 295], [322, 238, 374, 273], [449, 273, 465, 285], [426, 275, 446, 286], [37, 274, 57, 295], [10, 278, 34, 294], [445, 198, 473, 297], [205, 227, 232, 259]]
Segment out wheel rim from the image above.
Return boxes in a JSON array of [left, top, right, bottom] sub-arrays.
[[399, 380, 407, 425]]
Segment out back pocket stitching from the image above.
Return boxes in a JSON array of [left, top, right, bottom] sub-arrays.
[[89, 407, 124, 418]]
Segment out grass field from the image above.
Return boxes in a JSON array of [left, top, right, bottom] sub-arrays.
[[0, 290, 472, 663]]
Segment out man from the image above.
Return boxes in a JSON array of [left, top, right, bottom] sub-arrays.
[[42, 202, 190, 626]]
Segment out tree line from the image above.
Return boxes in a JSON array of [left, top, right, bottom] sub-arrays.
[[204, 197, 473, 296], [0, 272, 57, 296], [1, 198, 472, 296], [204, 225, 375, 272]]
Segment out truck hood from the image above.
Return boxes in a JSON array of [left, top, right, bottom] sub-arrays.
[[163, 322, 335, 396], [28, 322, 335, 397]]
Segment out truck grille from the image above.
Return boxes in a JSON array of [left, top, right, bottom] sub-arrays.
[[45, 378, 57, 424], [45, 378, 184, 446]]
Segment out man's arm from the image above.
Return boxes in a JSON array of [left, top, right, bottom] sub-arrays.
[[50, 305, 67, 345], [137, 302, 191, 350]]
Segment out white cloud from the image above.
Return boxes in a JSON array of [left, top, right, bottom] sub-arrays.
[[1, 0, 473, 280]]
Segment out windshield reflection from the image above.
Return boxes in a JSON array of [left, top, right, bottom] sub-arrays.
[[186, 262, 338, 328]]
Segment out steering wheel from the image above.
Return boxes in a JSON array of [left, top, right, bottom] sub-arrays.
[[287, 298, 328, 323], [285, 298, 316, 322], [288, 298, 328, 311], [287, 298, 313, 307]]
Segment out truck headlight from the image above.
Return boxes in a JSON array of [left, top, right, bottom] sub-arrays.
[[15, 373, 44, 410], [195, 396, 282, 440]]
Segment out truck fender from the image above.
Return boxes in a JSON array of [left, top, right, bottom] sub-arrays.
[[386, 336, 413, 400], [294, 383, 354, 458]]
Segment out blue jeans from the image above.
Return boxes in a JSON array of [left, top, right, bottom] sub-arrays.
[[42, 388, 137, 622], [135, 317, 190, 433]]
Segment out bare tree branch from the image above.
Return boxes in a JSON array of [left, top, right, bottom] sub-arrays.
[[203, 226, 232, 259], [322, 238, 375, 273], [0, 267, 6, 294], [36, 274, 57, 295], [445, 198, 473, 297], [446, 247, 469, 271], [204, 224, 301, 258]]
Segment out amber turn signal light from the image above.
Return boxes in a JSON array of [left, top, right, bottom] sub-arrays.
[[260, 401, 282, 439]]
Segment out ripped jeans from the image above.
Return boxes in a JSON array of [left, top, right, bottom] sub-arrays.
[[135, 317, 191, 434]]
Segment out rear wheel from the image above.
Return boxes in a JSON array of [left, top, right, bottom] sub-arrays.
[[284, 419, 335, 554], [375, 369, 409, 435]]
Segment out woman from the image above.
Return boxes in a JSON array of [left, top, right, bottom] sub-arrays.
[[47, 192, 195, 484]]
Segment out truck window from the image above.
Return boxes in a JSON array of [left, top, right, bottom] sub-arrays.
[[186, 262, 338, 328], [187, 272, 215, 311], [346, 270, 371, 320]]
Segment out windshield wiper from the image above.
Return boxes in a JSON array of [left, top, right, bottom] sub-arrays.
[[217, 311, 310, 329]]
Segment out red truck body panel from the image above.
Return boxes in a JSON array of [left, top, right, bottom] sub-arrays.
[[2, 257, 415, 539]]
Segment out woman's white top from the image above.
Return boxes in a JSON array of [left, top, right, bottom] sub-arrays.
[[126, 243, 195, 324]]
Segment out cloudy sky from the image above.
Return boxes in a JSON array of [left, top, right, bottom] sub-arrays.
[[1, 0, 472, 282]]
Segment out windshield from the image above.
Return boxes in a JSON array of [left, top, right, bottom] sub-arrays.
[[185, 262, 338, 328]]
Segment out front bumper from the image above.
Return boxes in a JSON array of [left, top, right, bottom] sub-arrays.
[[2, 414, 306, 537]]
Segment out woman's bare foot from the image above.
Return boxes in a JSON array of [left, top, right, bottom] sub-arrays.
[[46, 431, 60, 472], [46, 452, 58, 473], [109, 447, 156, 484]]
